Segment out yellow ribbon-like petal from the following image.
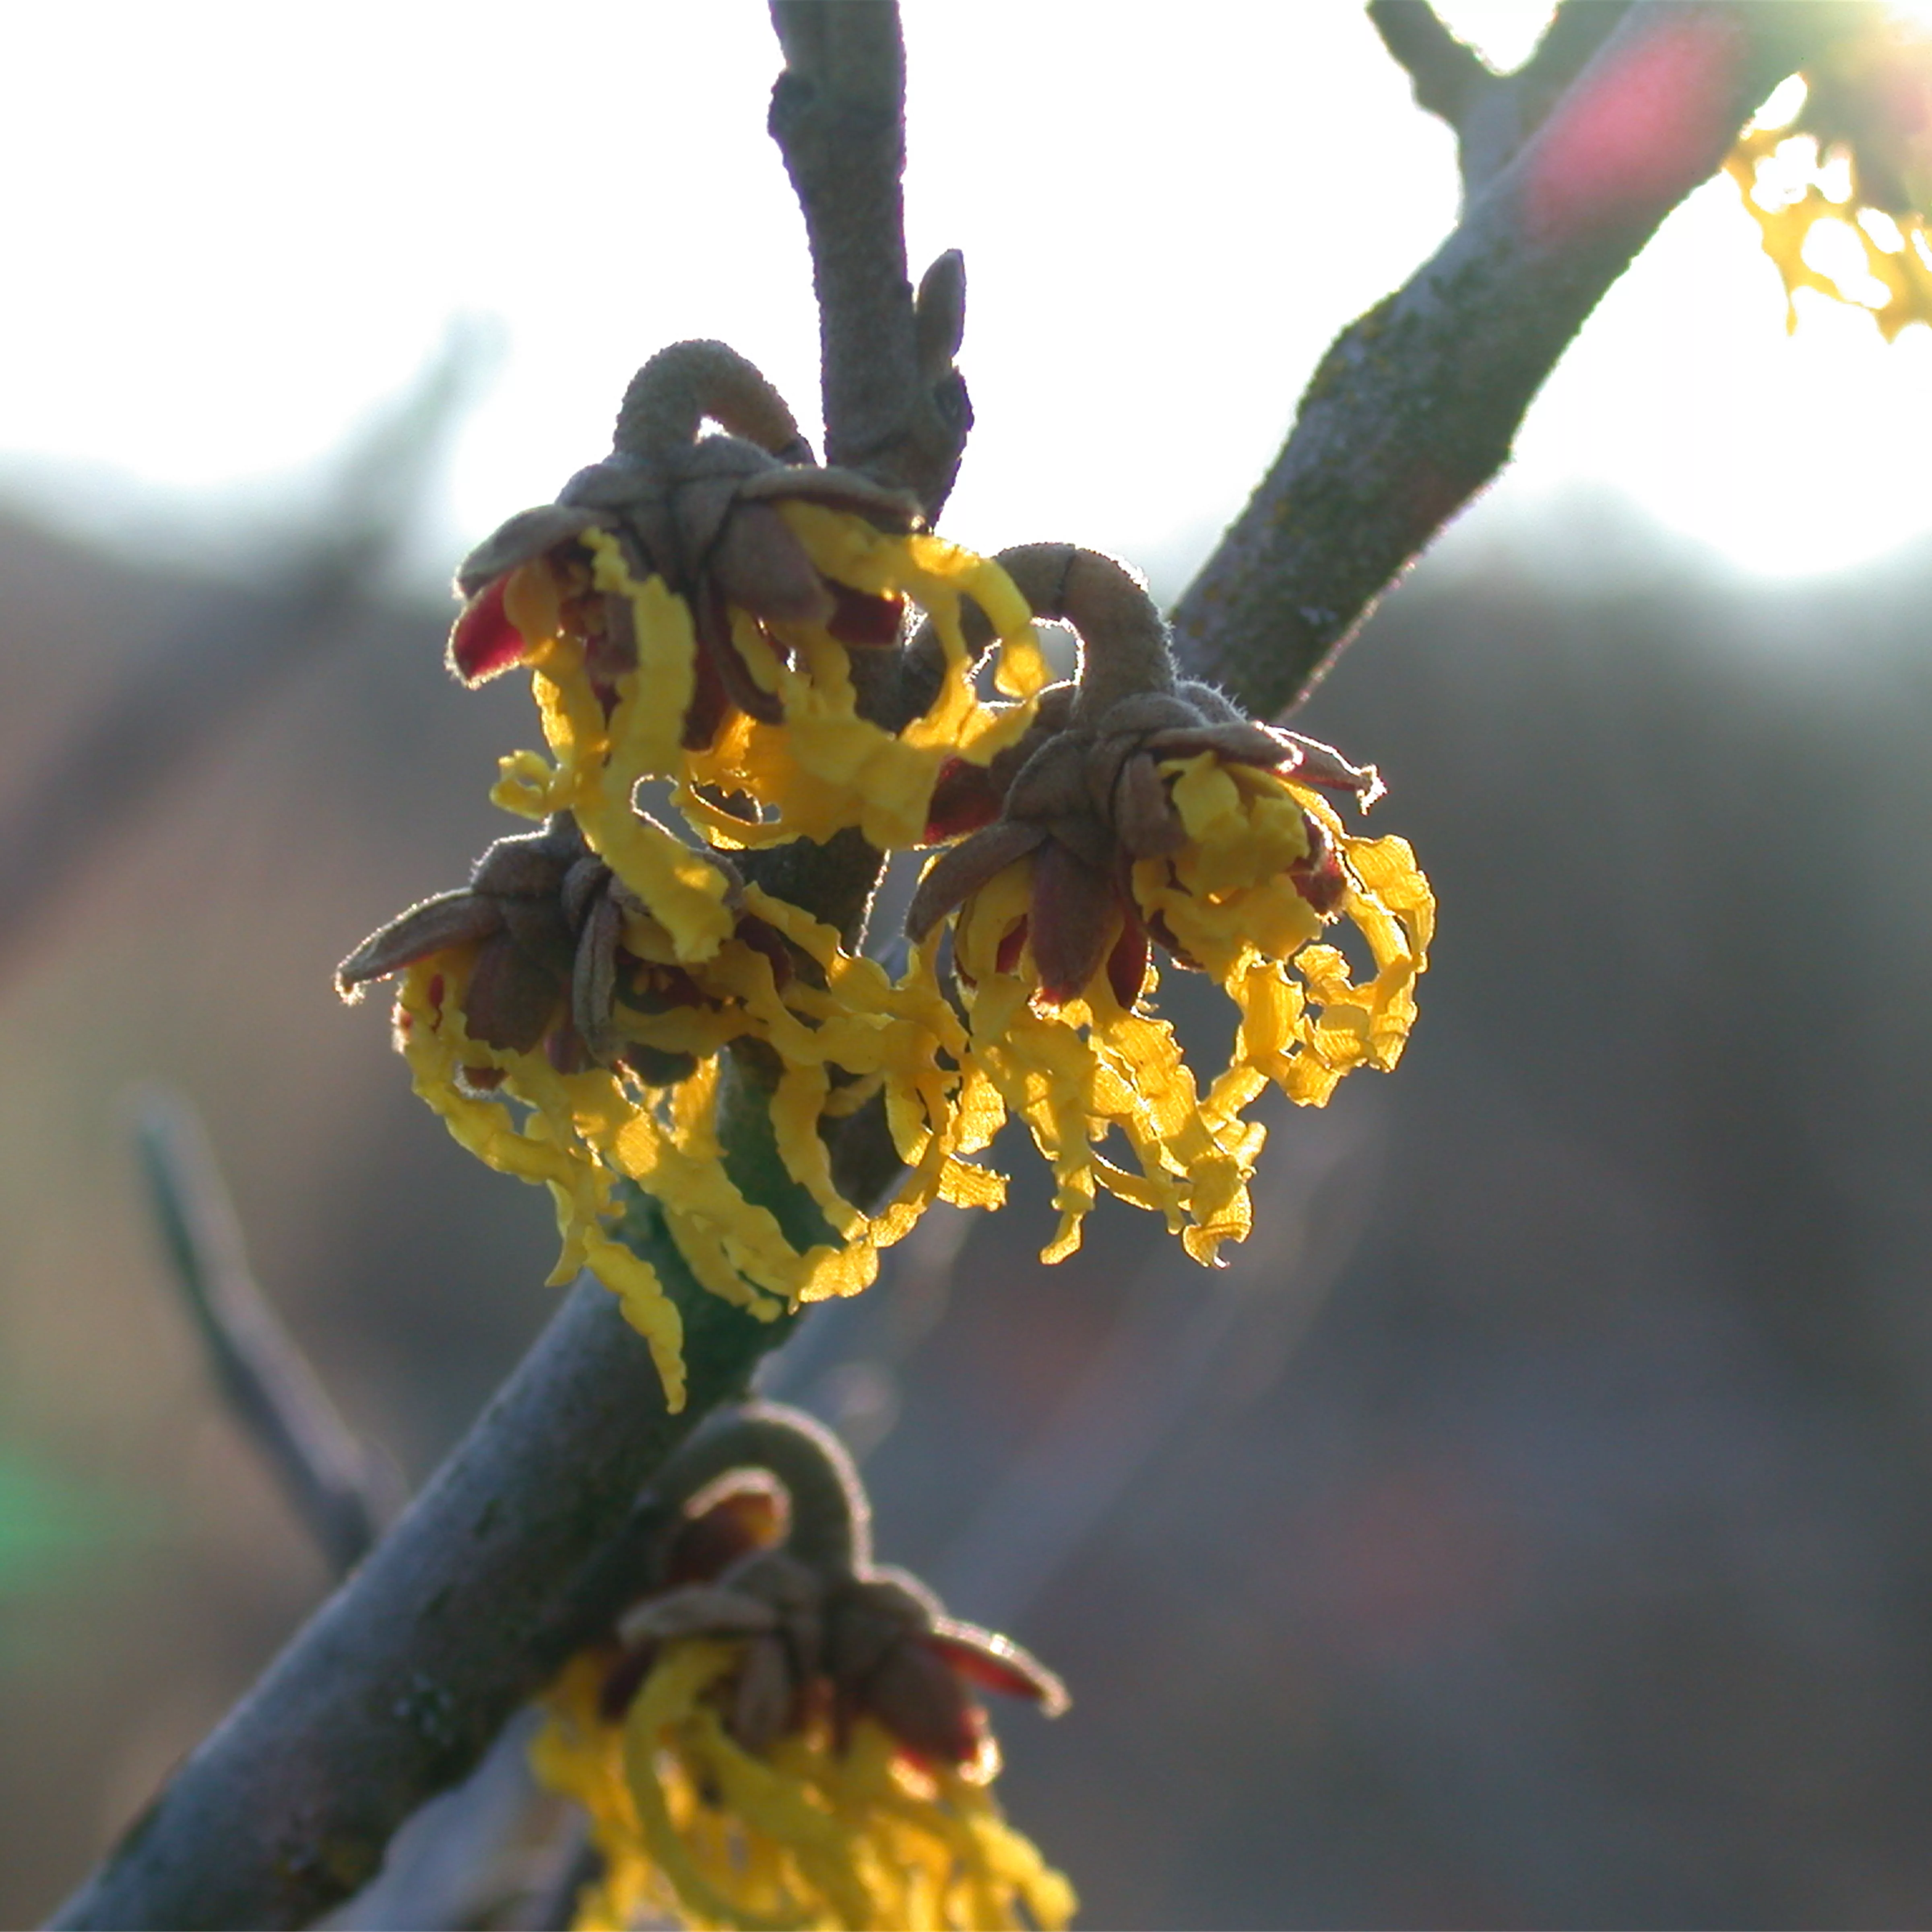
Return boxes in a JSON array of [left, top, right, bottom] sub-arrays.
[[531, 1638, 1075, 1932], [916, 750, 1432, 1269]]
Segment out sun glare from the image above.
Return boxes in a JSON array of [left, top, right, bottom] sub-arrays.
[[1751, 74, 1810, 134], [0, 2, 1926, 588]]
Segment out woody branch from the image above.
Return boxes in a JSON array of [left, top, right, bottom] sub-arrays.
[[1172, 0, 1866, 716], [46, 2, 1859, 1926], [51, 6, 936, 1923]]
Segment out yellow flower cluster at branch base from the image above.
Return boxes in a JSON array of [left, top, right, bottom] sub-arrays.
[[534, 1643, 1074, 1932]]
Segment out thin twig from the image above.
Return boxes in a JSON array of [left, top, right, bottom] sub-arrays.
[[138, 1086, 506, 1932], [756, 0, 970, 939], [768, 0, 971, 515], [45, 6, 1869, 1925], [133, 1089, 396, 1576], [931, 1114, 1377, 1627], [1170, 1, 1864, 717], [1368, 0, 1494, 131]]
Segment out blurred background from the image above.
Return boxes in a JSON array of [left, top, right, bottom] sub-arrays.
[[6, 2, 1932, 1926]]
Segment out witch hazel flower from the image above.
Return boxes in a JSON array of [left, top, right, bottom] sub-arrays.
[[1728, 17, 1932, 339], [338, 840, 996, 1410], [533, 1405, 1073, 1932], [904, 545, 1432, 1265], [453, 340, 1049, 896], [338, 347, 1058, 1406]]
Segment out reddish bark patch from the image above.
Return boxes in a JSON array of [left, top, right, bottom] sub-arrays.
[[1524, 11, 1744, 246]]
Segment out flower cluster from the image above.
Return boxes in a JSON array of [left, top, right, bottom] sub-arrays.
[[1728, 23, 1932, 338], [904, 544, 1431, 1266], [533, 1406, 1073, 1931], [340, 344, 1032, 1405], [341, 348, 1430, 1404]]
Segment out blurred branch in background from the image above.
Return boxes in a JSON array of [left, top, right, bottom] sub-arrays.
[[0, 325, 485, 991], [131, 1088, 400, 1576], [1172, 0, 1862, 715], [134, 1089, 575, 1931], [136, 1090, 614, 1932], [48, 1223, 787, 1930]]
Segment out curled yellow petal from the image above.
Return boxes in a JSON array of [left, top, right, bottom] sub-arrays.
[[676, 508, 1048, 852], [919, 749, 1432, 1271]]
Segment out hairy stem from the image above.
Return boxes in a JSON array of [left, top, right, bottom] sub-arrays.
[[648, 1402, 872, 1575], [767, 0, 970, 514]]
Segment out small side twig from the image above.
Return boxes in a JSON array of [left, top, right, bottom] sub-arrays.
[[133, 1089, 396, 1576], [1368, 0, 1494, 132], [1371, 0, 1635, 197]]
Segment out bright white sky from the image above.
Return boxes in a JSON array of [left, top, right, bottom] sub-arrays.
[[1, 0, 1928, 591]]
